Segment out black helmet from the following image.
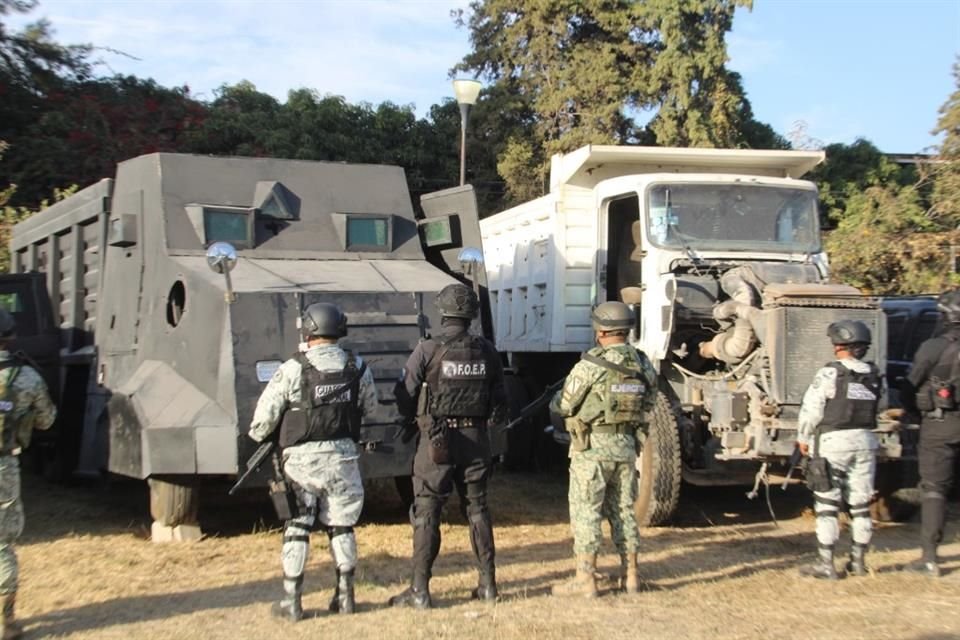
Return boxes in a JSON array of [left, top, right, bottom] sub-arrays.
[[938, 289, 960, 325], [435, 283, 479, 319], [302, 303, 347, 338], [0, 309, 14, 339], [592, 301, 634, 332], [826, 320, 871, 346]]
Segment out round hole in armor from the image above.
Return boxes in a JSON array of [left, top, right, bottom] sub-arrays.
[[166, 280, 186, 327]]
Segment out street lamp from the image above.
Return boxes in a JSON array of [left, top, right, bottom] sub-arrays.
[[452, 78, 482, 186]]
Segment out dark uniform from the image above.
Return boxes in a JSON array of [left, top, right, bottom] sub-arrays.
[[900, 290, 960, 578], [389, 284, 506, 609]]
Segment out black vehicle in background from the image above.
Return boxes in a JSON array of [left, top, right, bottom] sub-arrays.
[[881, 295, 940, 407]]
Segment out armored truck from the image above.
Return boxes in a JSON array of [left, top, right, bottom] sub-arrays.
[[481, 145, 903, 525], [7, 153, 489, 538]]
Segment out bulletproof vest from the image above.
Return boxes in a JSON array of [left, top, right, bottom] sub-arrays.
[[0, 360, 21, 455], [279, 352, 362, 448], [583, 348, 651, 425], [819, 361, 881, 431], [425, 332, 492, 418], [916, 334, 960, 412]]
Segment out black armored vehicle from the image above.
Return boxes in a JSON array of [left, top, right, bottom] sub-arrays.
[[7, 153, 488, 538]]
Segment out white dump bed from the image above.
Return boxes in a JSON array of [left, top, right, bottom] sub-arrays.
[[480, 145, 825, 353]]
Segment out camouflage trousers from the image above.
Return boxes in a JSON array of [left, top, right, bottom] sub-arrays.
[[0, 456, 23, 595], [813, 447, 876, 547], [568, 455, 640, 555]]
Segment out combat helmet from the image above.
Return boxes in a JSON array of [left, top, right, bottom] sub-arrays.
[[938, 289, 960, 325], [435, 283, 479, 319], [592, 301, 634, 333], [302, 303, 347, 338], [0, 309, 15, 339], [826, 319, 871, 346]]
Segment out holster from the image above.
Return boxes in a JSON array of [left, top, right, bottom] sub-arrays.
[[566, 417, 590, 452], [804, 457, 833, 493], [428, 418, 450, 464]]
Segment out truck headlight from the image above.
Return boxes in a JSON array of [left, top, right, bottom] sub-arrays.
[[255, 360, 283, 382]]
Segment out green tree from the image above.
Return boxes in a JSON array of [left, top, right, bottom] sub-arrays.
[[454, 0, 778, 203], [930, 58, 960, 226]]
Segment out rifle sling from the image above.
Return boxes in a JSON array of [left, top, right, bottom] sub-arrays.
[[583, 352, 639, 378]]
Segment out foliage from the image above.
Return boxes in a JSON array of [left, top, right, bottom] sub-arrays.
[[930, 58, 960, 225], [453, 0, 783, 201]]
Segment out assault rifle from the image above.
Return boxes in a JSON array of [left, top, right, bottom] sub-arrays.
[[229, 439, 276, 496], [501, 378, 565, 432], [781, 445, 805, 490]]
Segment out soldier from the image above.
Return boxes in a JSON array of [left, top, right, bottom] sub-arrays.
[[550, 301, 657, 597], [796, 320, 882, 579], [899, 290, 960, 578], [0, 308, 56, 639], [389, 283, 506, 609], [249, 302, 378, 620]]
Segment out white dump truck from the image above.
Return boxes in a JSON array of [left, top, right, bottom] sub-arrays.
[[481, 145, 903, 524]]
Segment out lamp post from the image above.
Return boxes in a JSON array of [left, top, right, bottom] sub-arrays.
[[452, 79, 482, 186]]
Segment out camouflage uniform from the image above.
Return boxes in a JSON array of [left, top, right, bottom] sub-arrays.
[[0, 350, 57, 636], [798, 357, 882, 576], [249, 344, 377, 615], [553, 344, 657, 559]]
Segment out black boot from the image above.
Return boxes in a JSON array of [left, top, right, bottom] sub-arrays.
[[2, 593, 22, 640], [471, 570, 498, 602], [799, 545, 839, 580], [336, 569, 356, 614], [902, 557, 941, 578], [388, 584, 432, 610], [328, 569, 341, 613], [845, 543, 868, 577]]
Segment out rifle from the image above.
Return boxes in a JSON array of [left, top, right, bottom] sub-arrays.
[[229, 439, 276, 495], [781, 445, 805, 491], [501, 378, 565, 432]]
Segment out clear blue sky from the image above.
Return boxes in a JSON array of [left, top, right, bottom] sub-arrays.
[[8, 0, 959, 153]]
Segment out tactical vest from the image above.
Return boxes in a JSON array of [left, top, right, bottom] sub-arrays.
[[583, 348, 651, 426], [0, 360, 21, 455], [819, 361, 881, 431], [279, 352, 362, 448], [425, 332, 492, 418]]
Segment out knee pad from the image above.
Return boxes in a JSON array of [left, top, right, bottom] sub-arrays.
[[327, 526, 354, 539]]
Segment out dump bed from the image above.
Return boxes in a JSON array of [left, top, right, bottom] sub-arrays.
[[10, 179, 112, 355]]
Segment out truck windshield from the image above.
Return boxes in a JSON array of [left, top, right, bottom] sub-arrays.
[[646, 183, 820, 253]]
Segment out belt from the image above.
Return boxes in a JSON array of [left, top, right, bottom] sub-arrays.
[[591, 423, 635, 435], [443, 417, 487, 429]]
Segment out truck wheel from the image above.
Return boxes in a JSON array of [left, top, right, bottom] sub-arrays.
[[634, 391, 682, 526], [503, 375, 535, 471], [149, 477, 200, 527]]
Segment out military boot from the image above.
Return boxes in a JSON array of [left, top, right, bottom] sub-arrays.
[[798, 545, 839, 580], [845, 543, 869, 577], [552, 554, 598, 598], [271, 576, 304, 622], [388, 573, 432, 610], [471, 569, 498, 602], [335, 569, 356, 614], [328, 569, 341, 612], [621, 552, 641, 594], [2, 593, 22, 640]]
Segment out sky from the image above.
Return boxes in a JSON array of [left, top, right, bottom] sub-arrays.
[[7, 0, 960, 154]]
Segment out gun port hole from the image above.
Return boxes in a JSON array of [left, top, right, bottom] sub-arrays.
[[166, 280, 186, 327]]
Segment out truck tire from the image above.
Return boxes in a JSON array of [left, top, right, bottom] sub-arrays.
[[634, 391, 682, 526], [149, 477, 200, 527]]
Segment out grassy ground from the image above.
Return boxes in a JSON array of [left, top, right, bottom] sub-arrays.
[[13, 468, 960, 640]]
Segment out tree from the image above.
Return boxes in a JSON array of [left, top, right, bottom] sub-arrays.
[[453, 0, 778, 203], [930, 58, 960, 226]]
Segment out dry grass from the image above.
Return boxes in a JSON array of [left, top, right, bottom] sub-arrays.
[[14, 469, 960, 639]]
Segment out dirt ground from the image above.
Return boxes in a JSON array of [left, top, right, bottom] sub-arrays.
[[11, 468, 960, 640]]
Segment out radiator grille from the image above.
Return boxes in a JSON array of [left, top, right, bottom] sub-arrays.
[[782, 307, 884, 404]]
